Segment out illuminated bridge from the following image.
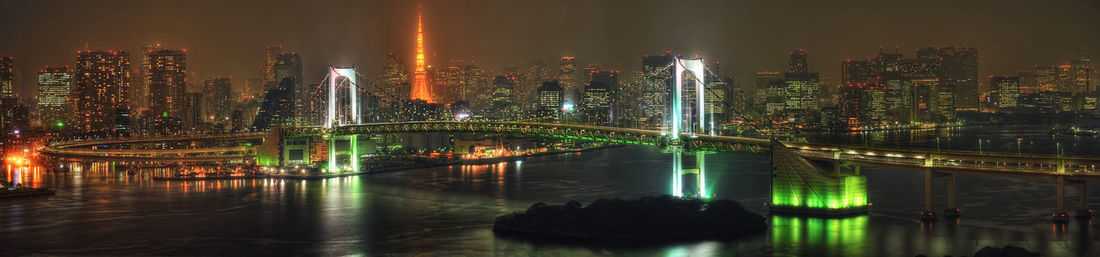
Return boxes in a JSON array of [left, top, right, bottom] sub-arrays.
[[38, 56, 1098, 221]]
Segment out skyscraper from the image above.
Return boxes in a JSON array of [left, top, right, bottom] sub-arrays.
[[74, 50, 131, 133], [583, 71, 616, 125], [0, 56, 13, 98], [272, 53, 304, 123], [640, 53, 675, 127], [261, 45, 284, 83], [376, 53, 409, 106], [410, 7, 433, 103], [1071, 47, 1093, 95], [147, 49, 187, 121], [36, 66, 73, 129], [784, 49, 820, 122], [918, 46, 978, 111], [536, 81, 564, 121], [135, 43, 163, 112], [991, 76, 1020, 110], [203, 77, 232, 122], [789, 49, 808, 74], [559, 56, 580, 104]]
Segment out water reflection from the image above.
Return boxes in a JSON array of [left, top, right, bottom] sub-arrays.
[[771, 215, 868, 256]]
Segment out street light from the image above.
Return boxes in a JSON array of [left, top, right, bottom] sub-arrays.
[[978, 138, 983, 155], [1017, 138, 1022, 156]]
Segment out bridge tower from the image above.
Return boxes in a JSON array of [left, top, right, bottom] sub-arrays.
[[323, 66, 364, 173], [326, 66, 361, 128], [667, 57, 710, 198]]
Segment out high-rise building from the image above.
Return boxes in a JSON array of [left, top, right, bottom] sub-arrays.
[[434, 61, 465, 105], [134, 43, 163, 112], [991, 76, 1020, 110], [376, 53, 410, 105], [36, 66, 73, 129], [1016, 69, 1038, 95], [918, 46, 978, 111], [1071, 47, 1093, 95], [490, 75, 515, 117], [74, 50, 131, 134], [784, 50, 820, 121], [0, 100, 29, 135], [583, 72, 614, 125], [253, 77, 297, 130], [203, 77, 232, 122], [536, 81, 564, 121], [0, 57, 14, 98], [410, 7, 433, 102], [244, 78, 265, 101], [559, 56, 580, 104], [147, 49, 187, 122], [183, 92, 204, 131], [789, 49, 808, 74], [755, 71, 785, 120], [261, 45, 284, 83], [640, 53, 675, 127], [272, 53, 304, 123], [273, 53, 302, 84]]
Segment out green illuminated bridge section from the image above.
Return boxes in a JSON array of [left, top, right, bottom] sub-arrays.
[[35, 121, 1100, 178], [785, 142, 1100, 178]]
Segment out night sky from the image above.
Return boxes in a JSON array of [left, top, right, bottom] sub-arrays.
[[1, 0, 1099, 98]]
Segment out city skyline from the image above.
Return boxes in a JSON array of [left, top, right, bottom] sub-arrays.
[[0, 0, 1099, 99]]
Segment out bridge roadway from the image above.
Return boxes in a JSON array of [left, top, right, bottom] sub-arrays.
[[786, 142, 1100, 179], [284, 121, 771, 152], [39, 132, 265, 161], [35, 121, 1100, 179]]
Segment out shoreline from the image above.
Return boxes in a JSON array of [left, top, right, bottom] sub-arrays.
[[153, 144, 624, 181], [0, 188, 56, 199]]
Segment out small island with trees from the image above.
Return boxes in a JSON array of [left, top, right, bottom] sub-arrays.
[[493, 195, 767, 240]]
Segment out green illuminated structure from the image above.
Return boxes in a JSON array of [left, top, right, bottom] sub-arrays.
[[327, 134, 360, 173], [770, 141, 868, 215]]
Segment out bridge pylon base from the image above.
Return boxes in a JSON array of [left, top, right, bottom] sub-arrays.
[[920, 210, 937, 222], [942, 208, 960, 218], [1053, 212, 1070, 223], [1075, 209, 1094, 220]]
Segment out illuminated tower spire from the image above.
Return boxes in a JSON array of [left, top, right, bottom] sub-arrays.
[[411, 5, 433, 103]]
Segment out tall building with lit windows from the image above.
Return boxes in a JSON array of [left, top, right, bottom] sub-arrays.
[[36, 66, 73, 129], [0, 56, 14, 98], [1071, 47, 1093, 95], [991, 76, 1020, 110], [559, 56, 580, 104], [147, 49, 187, 122], [536, 81, 564, 121], [376, 53, 409, 106], [784, 49, 819, 122], [203, 77, 232, 122], [261, 46, 284, 84], [917, 46, 978, 111], [74, 50, 131, 133], [410, 7, 433, 102]]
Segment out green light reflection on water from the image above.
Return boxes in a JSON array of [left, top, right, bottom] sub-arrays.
[[771, 215, 869, 257]]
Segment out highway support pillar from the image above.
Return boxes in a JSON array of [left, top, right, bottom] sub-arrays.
[[1054, 176, 1069, 223], [1075, 181, 1094, 219], [943, 173, 960, 218], [921, 168, 936, 221]]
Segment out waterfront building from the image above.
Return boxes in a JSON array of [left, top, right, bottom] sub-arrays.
[[147, 49, 187, 123], [203, 77, 232, 122], [73, 50, 131, 134], [36, 66, 73, 129]]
